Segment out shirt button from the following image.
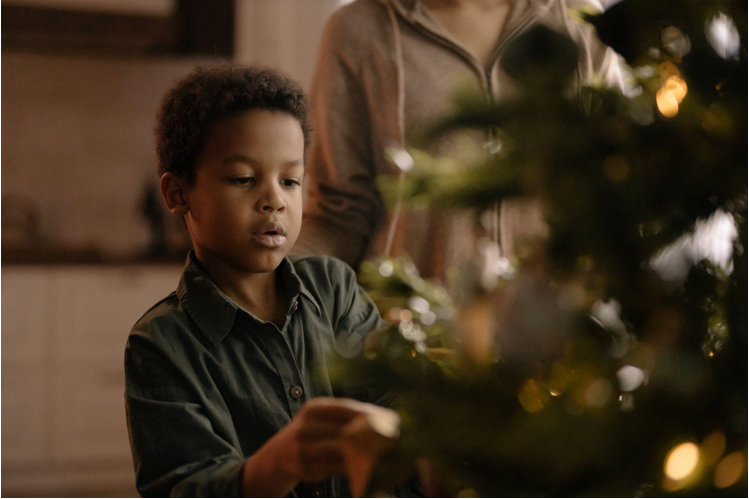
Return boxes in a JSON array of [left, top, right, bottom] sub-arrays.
[[289, 385, 303, 400], [311, 484, 324, 497]]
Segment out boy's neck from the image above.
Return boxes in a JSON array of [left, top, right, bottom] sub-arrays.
[[193, 250, 287, 328]]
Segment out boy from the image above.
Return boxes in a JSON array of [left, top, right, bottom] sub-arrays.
[[125, 66, 390, 497]]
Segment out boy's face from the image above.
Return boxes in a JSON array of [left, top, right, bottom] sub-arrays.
[[184, 109, 305, 274]]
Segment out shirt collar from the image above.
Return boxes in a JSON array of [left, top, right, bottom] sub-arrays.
[[176, 252, 321, 346], [279, 257, 323, 318]]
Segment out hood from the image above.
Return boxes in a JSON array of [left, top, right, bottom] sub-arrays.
[[386, 0, 557, 34]]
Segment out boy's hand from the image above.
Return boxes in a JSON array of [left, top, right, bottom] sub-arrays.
[[273, 398, 364, 481], [242, 397, 365, 497]]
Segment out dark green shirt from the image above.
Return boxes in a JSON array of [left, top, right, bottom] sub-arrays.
[[125, 253, 385, 497]]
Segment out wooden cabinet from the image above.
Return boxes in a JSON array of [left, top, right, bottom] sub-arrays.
[[2, 264, 182, 497]]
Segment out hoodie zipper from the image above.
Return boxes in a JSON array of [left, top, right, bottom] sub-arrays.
[[486, 11, 539, 98], [406, 7, 540, 100]]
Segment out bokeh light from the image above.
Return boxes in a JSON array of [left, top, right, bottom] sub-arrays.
[[656, 75, 687, 118], [420, 311, 437, 326], [705, 13, 740, 59], [584, 378, 613, 408], [518, 380, 546, 413], [408, 296, 431, 314], [385, 145, 415, 172], [714, 452, 745, 488], [661, 26, 691, 56], [379, 260, 394, 277], [650, 210, 737, 283], [663, 76, 687, 102], [616, 365, 647, 392], [664, 442, 700, 481], [389, 307, 403, 322]]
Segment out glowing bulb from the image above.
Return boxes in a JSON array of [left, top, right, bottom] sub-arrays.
[[665, 442, 700, 481], [420, 310, 436, 326], [408, 296, 431, 314], [706, 13, 740, 59], [656, 88, 679, 117], [664, 76, 687, 102], [714, 452, 745, 488], [384, 145, 414, 172], [617, 365, 647, 392], [518, 380, 545, 413], [378, 261, 394, 277], [661, 26, 691, 56], [388, 307, 403, 322]]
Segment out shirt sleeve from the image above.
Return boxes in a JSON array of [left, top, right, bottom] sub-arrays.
[[324, 257, 396, 407], [125, 333, 245, 497], [291, 8, 385, 269], [330, 257, 384, 347]]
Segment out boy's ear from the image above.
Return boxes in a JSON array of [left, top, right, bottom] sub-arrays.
[[160, 173, 190, 216]]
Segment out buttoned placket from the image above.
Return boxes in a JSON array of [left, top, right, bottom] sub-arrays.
[[250, 295, 308, 418]]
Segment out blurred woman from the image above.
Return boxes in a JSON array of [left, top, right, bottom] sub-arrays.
[[294, 0, 625, 278]]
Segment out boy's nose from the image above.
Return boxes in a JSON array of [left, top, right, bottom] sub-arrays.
[[262, 201, 285, 212], [259, 186, 285, 213]]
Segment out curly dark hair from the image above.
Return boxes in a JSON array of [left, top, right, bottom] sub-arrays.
[[156, 65, 311, 183]]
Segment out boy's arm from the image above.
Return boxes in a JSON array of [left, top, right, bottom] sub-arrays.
[[325, 258, 397, 407], [125, 335, 246, 497], [126, 334, 367, 497], [241, 398, 370, 497]]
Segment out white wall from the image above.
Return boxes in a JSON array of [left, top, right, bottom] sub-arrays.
[[2, 2, 344, 257], [1, 53, 217, 258], [234, 0, 342, 90]]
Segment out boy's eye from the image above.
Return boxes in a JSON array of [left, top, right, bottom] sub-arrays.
[[229, 177, 254, 185], [281, 179, 301, 188]]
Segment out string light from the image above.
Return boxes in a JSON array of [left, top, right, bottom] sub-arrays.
[[664, 442, 700, 482], [714, 452, 745, 488], [656, 75, 687, 118], [705, 13, 740, 59]]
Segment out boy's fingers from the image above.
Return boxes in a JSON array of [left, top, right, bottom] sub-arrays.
[[296, 420, 346, 440], [301, 398, 366, 423]]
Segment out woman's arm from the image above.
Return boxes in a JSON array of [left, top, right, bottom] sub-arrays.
[[293, 6, 386, 269]]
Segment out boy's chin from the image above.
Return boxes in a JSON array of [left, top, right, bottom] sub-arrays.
[[242, 250, 289, 274]]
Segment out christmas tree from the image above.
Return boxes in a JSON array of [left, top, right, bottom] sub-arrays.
[[332, 1, 747, 496]]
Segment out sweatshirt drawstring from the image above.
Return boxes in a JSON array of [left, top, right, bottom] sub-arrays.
[[384, 0, 407, 258]]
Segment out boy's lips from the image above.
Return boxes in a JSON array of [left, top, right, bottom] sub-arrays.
[[253, 222, 286, 248]]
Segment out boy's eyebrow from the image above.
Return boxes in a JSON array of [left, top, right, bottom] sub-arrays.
[[222, 154, 304, 168]]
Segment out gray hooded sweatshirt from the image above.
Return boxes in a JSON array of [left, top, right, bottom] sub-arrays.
[[294, 0, 625, 279]]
